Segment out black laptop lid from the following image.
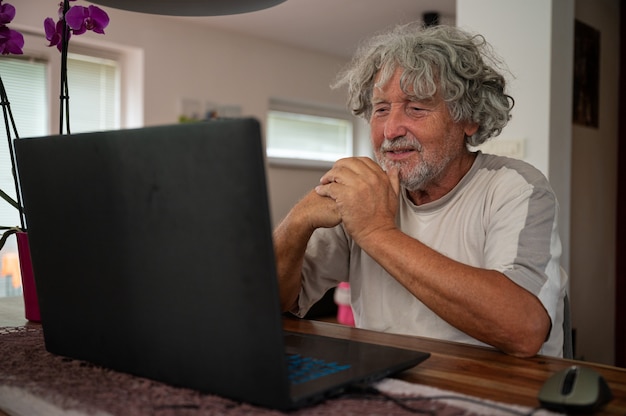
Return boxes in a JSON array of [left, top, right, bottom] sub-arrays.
[[15, 119, 293, 405], [15, 119, 430, 411]]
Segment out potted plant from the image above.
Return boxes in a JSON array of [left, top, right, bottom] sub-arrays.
[[0, 0, 109, 321]]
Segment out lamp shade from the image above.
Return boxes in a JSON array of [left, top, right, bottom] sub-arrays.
[[88, 0, 287, 16]]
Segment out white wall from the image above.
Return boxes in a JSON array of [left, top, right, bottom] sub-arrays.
[[456, 0, 573, 276]]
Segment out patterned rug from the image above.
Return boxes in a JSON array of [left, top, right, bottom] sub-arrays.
[[0, 327, 559, 416]]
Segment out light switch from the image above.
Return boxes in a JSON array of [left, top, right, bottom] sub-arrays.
[[474, 138, 525, 159]]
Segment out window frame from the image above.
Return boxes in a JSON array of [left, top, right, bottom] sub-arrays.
[[14, 26, 143, 134]]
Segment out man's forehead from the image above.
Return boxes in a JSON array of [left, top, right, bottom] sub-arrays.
[[371, 84, 412, 101], [372, 67, 440, 103], [373, 68, 409, 94]]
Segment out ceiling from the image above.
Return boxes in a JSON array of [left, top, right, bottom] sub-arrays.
[[178, 0, 456, 59]]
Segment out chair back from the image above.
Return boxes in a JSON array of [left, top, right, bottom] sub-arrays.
[[561, 267, 574, 359]]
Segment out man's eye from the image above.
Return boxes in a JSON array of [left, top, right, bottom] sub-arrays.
[[407, 105, 425, 115]]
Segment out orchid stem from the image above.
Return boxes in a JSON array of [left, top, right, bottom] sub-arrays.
[[0, 75, 26, 230], [59, 0, 71, 135]]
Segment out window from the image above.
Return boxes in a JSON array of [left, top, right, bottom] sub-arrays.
[[0, 52, 120, 225], [66, 53, 120, 133], [0, 57, 48, 232], [0, 57, 48, 139], [0, 34, 128, 297], [266, 99, 354, 168]]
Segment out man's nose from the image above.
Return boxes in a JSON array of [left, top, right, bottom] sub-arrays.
[[384, 107, 409, 140]]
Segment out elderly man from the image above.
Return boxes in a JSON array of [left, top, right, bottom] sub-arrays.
[[273, 23, 564, 358]]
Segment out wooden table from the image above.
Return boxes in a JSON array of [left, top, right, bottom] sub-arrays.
[[284, 316, 626, 414], [2, 296, 626, 414]]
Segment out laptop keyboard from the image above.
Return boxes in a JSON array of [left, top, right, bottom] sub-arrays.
[[287, 353, 351, 385]]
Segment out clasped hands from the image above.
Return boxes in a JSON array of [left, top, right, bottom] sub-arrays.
[[302, 157, 400, 244]]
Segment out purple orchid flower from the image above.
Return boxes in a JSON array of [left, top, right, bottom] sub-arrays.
[[65, 5, 109, 35], [0, 25, 24, 55], [44, 1, 109, 52], [0, 1, 23, 55], [44, 16, 69, 52], [0, 1, 16, 25]]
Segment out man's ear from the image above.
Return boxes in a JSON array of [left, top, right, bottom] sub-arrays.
[[464, 122, 479, 137]]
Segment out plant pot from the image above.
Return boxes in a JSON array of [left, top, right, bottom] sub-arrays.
[[16, 231, 40, 322]]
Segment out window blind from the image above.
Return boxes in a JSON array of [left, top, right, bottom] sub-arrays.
[[0, 57, 47, 230], [67, 54, 120, 133]]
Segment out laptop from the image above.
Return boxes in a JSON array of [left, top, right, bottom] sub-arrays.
[[14, 118, 429, 410]]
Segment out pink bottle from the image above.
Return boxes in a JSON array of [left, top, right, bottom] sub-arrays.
[[333, 282, 355, 326]]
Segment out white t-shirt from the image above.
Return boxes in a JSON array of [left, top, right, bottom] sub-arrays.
[[295, 152, 566, 357]]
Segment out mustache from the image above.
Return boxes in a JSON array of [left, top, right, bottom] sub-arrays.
[[379, 136, 423, 153]]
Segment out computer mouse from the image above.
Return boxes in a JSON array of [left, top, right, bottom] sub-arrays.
[[538, 365, 613, 413]]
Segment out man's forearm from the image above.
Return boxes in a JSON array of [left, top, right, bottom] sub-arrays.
[[273, 213, 313, 312], [273, 189, 342, 312]]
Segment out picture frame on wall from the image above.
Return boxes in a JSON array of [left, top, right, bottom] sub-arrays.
[[572, 19, 600, 128]]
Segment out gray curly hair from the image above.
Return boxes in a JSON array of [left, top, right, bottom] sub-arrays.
[[333, 23, 514, 146]]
